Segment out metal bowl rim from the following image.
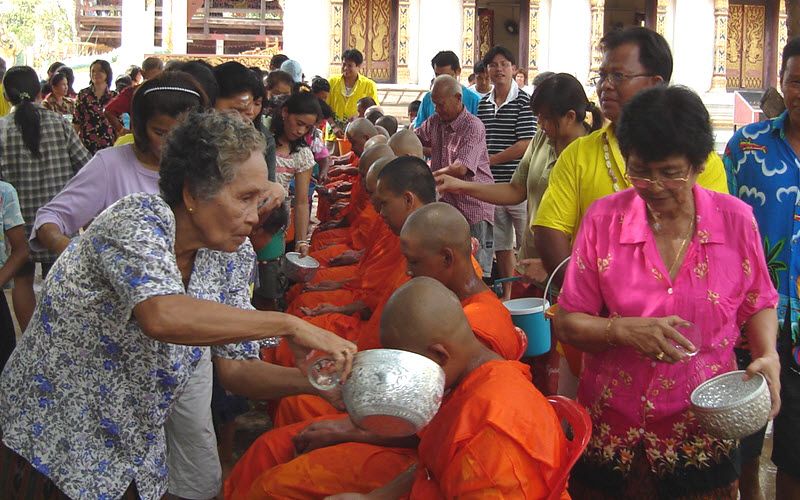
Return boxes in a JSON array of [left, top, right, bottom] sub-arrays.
[[690, 370, 767, 411], [284, 252, 320, 269]]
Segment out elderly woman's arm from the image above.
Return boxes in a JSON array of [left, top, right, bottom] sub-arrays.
[[134, 295, 355, 368], [743, 308, 781, 417], [555, 309, 695, 363], [214, 358, 327, 401]]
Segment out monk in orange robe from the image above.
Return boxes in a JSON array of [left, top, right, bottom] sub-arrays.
[[232, 277, 569, 499]]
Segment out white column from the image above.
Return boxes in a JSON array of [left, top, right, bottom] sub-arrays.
[[171, 0, 188, 54], [121, 0, 152, 63], [282, 0, 330, 78]]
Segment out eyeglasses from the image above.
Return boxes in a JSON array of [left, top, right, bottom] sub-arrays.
[[590, 72, 653, 86], [487, 61, 513, 70], [625, 172, 690, 190]]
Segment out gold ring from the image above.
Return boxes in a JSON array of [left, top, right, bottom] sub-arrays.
[[655, 352, 665, 361]]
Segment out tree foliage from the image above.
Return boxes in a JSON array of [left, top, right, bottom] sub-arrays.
[[3, 0, 77, 67]]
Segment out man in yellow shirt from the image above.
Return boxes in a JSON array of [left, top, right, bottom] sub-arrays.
[[533, 27, 727, 279], [325, 49, 380, 143]]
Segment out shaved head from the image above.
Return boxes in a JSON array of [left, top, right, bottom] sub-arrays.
[[380, 277, 472, 352], [401, 202, 471, 257], [375, 125, 390, 138], [346, 118, 378, 155], [358, 144, 395, 177], [364, 135, 388, 150], [388, 129, 424, 158], [366, 155, 396, 195], [376, 115, 398, 136], [431, 74, 461, 97]]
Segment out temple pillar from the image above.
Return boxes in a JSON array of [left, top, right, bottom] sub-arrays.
[[527, 0, 540, 83], [328, 0, 345, 77], [588, 0, 605, 84], [655, 0, 668, 36], [710, 0, 728, 91], [462, 0, 476, 78], [397, 0, 411, 83], [779, 1, 788, 84]]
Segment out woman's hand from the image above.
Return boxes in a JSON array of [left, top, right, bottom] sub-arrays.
[[296, 241, 310, 257], [518, 258, 548, 283], [745, 353, 781, 418], [611, 316, 695, 363], [293, 416, 360, 455], [286, 319, 356, 382], [299, 302, 342, 317], [433, 172, 467, 195]]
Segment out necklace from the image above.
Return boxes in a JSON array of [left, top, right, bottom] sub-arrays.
[[602, 134, 621, 192], [668, 222, 694, 278]]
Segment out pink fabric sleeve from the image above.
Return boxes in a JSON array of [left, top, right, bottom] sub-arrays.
[[557, 210, 604, 316], [736, 215, 779, 327], [414, 117, 432, 148]]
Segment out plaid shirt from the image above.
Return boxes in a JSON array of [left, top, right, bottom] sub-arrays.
[[416, 107, 495, 225], [0, 107, 91, 262]]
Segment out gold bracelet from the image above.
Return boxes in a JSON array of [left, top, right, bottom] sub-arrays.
[[605, 317, 616, 347]]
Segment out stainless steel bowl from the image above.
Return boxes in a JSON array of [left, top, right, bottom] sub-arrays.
[[282, 252, 320, 283], [690, 370, 771, 440], [343, 349, 445, 437]]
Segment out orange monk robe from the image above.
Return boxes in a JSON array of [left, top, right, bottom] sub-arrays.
[[316, 157, 360, 223], [273, 287, 525, 428], [309, 204, 382, 266], [286, 223, 401, 315], [241, 361, 570, 499], [311, 176, 367, 250]]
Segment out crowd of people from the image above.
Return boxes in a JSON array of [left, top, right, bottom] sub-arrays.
[[0, 24, 797, 499]]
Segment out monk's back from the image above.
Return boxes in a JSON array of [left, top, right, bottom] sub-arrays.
[[413, 360, 569, 499], [462, 290, 526, 360]]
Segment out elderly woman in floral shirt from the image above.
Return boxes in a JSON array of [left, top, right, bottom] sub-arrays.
[[0, 111, 356, 499], [556, 86, 781, 499], [72, 59, 117, 154]]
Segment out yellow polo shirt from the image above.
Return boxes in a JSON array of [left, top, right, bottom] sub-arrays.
[[114, 133, 134, 147], [325, 74, 379, 141], [534, 124, 728, 239]]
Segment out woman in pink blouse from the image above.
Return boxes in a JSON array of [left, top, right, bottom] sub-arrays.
[[556, 86, 781, 499]]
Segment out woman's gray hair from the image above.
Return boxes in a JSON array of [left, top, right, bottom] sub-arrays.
[[159, 110, 266, 207]]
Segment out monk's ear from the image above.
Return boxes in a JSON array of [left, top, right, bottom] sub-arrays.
[[441, 247, 454, 267], [428, 343, 450, 368], [402, 191, 415, 209]]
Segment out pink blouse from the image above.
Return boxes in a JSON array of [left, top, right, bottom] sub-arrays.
[[559, 185, 777, 477]]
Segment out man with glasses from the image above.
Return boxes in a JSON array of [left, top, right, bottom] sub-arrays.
[[533, 27, 727, 285], [725, 36, 800, 500], [477, 46, 537, 296]]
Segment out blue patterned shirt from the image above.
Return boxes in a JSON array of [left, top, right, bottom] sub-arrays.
[[0, 193, 274, 499], [724, 111, 800, 364]]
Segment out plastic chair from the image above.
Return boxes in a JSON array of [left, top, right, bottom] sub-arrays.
[[546, 395, 592, 500]]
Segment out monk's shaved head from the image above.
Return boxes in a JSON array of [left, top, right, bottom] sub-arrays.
[[375, 125, 390, 138], [366, 155, 396, 194], [388, 129, 423, 159], [376, 115, 398, 136], [380, 277, 473, 353], [376, 156, 436, 203], [358, 144, 395, 177], [401, 202, 471, 258], [431, 74, 461, 98], [346, 118, 378, 155], [364, 135, 388, 150]]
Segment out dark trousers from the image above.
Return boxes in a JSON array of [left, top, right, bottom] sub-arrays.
[[0, 292, 16, 373]]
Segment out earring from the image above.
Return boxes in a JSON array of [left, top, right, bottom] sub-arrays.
[[187, 206, 194, 213]]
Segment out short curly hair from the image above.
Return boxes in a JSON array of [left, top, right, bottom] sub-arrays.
[[159, 110, 266, 207]]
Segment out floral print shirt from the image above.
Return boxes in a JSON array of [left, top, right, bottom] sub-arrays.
[[559, 185, 777, 478], [0, 193, 275, 499], [73, 85, 117, 154], [42, 94, 76, 117]]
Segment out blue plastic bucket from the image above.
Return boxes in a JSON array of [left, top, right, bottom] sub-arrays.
[[504, 297, 551, 357]]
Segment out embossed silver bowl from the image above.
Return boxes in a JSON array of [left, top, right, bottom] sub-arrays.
[[690, 370, 771, 440], [282, 252, 320, 283], [343, 349, 445, 437]]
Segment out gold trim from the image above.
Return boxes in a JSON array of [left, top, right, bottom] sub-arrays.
[[397, 0, 410, 84], [528, 0, 540, 83], [779, 0, 788, 84], [462, 1, 476, 75], [588, 0, 605, 85], [655, 0, 669, 36], [711, 0, 728, 91]]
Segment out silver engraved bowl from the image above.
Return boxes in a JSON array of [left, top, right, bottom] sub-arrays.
[[343, 349, 445, 437], [282, 252, 320, 283], [690, 370, 771, 440]]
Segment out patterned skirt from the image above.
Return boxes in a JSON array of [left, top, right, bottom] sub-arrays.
[[0, 439, 140, 500]]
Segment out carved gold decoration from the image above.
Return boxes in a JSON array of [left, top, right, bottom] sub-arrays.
[[711, 0, 729, 91], [343, 0, 395, 83], [528, 0, 539, 83], [741, 4, 765, 88], [329, 0, 344, 77], [655, 0, 668, 36], [589, 0, 605, 85], [397, 0, 410, 83], [725, 2, 765, 89], [348, 0, 368, 54], [478, 9, 494, 62], [462, 0, 476, 72]]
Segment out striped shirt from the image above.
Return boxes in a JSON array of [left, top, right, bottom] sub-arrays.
[[416, 107, 495, 225], [477, 82, 536, 183]]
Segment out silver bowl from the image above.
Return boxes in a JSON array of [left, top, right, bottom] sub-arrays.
[[343, 349, 445, 437], [690, 370, 771, 440], [282, 252, 320, 283]]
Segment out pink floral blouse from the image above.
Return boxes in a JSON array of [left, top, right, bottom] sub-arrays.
[[559, 185, 777, 478]]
